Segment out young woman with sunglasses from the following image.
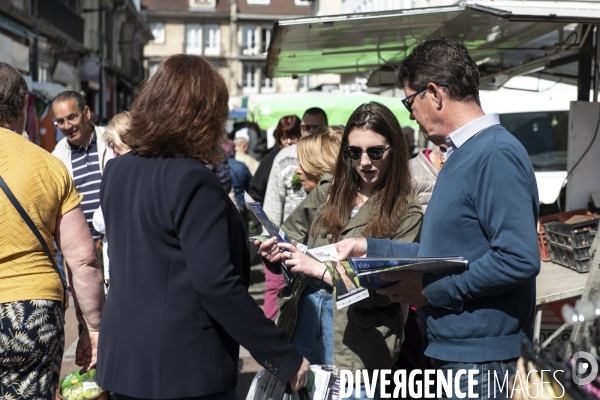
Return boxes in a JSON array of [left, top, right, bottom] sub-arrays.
[[258, 102, 423, 400]]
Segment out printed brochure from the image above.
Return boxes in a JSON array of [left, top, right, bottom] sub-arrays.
[[245, 365, 340, 400], [320, 256, 467, 310], [347, 257, 467, 290], [245, 192, 307, 286]]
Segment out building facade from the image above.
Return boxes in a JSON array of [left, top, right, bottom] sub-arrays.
[[141, 0, 334, 98], [0, 0, 152, 126]]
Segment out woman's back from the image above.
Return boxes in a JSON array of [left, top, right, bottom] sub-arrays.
[[98, 153, 255, 397]]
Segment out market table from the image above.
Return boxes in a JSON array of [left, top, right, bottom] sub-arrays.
[[533, 260, 589, 350]]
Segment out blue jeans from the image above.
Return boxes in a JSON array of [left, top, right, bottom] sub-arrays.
[[290, 282, 377, 400], [435, 359, 517, 400], [290, 280, 334, 365]]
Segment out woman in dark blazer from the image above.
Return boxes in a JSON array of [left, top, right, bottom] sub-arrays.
[[97, 54, 308, 400]]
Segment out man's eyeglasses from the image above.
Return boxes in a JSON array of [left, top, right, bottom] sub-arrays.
[[54, 109, 84, 127], [401, 82, 448, 114], [300, 124, 322, 132], [343, 146, 392, 161]]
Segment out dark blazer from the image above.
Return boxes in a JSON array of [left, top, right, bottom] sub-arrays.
[[97, 153, 302, 398]]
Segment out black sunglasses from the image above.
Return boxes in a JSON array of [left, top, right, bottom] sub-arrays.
[[300, 124, 323, 132], [343, 146, 392, 161], [401, 82, 448, 113]]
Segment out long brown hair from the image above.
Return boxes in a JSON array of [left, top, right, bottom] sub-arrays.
[[312, 102, 412, 241], [122, 54, 228, 165]]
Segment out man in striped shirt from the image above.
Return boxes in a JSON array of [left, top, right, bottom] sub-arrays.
[[51, 91, 114, 242]]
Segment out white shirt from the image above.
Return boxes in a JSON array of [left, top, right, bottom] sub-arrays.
[[444, 113, 500, 159]]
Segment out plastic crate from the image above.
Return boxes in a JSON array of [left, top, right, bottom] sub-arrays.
[[537, 209, 592, 262], [538, 231, 550, 261], [545, 218, 599, 248], [548, 242, 591, 273]]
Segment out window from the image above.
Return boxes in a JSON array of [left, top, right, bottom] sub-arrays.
[[204, 24, 220, 56], [261, 27, 272, 53], [149, 23, 165, 44], [298, 75, 310, 91], [498, 111, 568, 172], [148, 62, 160, 78], [186, 24, 202, 55], [190, 0, 216, 7], [242, 26, 258, 56], [243, 64, 256, 89], [294, 0, 311, 5], [248, 0, 270, 4], [261, 68, 273, 91]]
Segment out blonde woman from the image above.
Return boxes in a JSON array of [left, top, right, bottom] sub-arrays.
[[93, 111, 132, 289], [294, 126, 343, 192], [103, 111, 131, 157]]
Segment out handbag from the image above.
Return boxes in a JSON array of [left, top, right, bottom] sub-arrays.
[[0, 174, 69, 311]]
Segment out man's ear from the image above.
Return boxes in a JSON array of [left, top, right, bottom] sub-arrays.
[[83, 105, 91, 120], [427, 83, 444, 110]]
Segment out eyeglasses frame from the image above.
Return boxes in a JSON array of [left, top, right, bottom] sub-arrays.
[[401, 82, 449, 113], [54, 109, 85, 127], [343, 145, 392, 161]]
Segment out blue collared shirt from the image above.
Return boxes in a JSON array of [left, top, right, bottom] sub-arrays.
[[444, 113, 500, 159]]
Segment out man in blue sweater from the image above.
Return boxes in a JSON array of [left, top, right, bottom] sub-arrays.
[[336, 38, 540, 398]]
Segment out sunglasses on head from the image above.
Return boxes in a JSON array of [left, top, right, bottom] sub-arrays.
[[343, 146, 392, 161]]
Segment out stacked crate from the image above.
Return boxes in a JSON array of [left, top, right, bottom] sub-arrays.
[[545, 217, 598, 272], [537, 209, 591, 262]]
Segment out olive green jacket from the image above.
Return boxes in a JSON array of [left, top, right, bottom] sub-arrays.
[[275, 174, 423, 372]]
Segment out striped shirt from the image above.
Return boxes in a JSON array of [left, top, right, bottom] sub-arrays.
[[70, 132, 102, 239]]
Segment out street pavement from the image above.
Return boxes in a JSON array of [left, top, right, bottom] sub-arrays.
[[60, 263, 267, 399]]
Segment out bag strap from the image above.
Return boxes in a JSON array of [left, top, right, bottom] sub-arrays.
[[0, 175, 66, 291]]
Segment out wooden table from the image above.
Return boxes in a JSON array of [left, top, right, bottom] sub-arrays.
[[536, 260, 588, 305], [533, 260, 590, 348]]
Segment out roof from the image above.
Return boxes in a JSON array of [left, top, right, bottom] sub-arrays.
[[266, 1, 600, 89]]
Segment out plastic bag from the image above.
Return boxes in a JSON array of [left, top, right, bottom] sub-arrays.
[[60, 369, 103, 400]]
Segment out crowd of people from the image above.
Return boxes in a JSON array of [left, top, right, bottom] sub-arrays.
[[0, 36, 540, 400]]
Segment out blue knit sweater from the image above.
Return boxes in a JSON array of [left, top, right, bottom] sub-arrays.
[[368, 124, 540, 363]]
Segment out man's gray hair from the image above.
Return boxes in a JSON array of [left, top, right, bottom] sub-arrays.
[[234, 137, 248, 146], [0, 62, 29, 122], [53, 90, 87, 111]]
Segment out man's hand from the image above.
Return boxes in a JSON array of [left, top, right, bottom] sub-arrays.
[[75, 329, 99, 372], [377, 271, 429, 307], [335, 238, 368, 260], [288, 357, 310, 392], [255, 236, 283, 264]]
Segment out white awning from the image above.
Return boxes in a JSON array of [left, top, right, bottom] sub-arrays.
[[266, 1, 600, 89]]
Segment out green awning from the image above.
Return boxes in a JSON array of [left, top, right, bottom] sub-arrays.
[[249, 92, 415, 130]]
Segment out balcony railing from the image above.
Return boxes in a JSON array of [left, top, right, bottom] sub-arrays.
[[38, 0, 84, 43]]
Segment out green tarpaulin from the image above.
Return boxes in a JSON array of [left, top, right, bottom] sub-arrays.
[[248, 93, 417, 131]]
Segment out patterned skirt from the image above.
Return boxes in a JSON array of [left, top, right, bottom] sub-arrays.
[[0, 299, 65, 399]]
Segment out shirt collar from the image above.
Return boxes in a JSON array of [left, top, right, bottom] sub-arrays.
[[444, 113, 500, 158]]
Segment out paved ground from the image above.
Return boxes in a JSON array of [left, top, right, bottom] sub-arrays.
[[60, 263, 267, 399]]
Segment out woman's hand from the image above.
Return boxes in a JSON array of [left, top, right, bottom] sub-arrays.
[[279, 243, 327, 279], [255, 236, 284, 263], [288, 357, 310, 392]]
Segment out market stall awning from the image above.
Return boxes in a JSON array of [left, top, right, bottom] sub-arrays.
[[249, 92, 413, 130], [266, 1, 600, 89]]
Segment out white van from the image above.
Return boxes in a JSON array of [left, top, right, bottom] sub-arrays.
[[479, 76, 577, 212]]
